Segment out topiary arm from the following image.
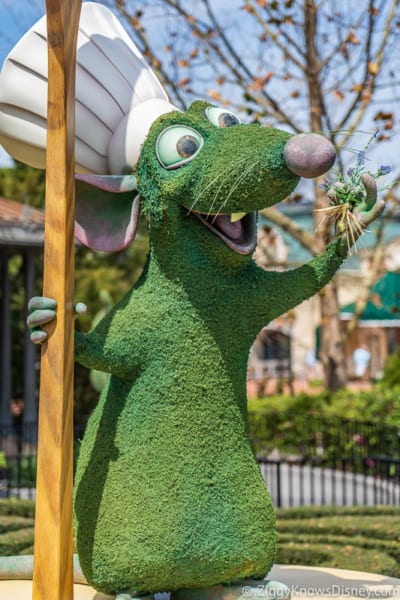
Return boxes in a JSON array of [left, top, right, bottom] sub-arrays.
[[74, 330, 112, 373], [250, 174, 385, 326], [74, 328, 141, 380], [256, 238, 347, 324], [74, 290, 143, 380]]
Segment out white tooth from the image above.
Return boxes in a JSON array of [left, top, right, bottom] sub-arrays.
[[230, 212, 246, 223]]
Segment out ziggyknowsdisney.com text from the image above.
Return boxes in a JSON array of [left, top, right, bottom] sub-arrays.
[[241, 584, 400, 598]]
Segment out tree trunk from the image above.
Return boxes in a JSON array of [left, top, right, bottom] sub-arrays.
[[304, 0, 347, 390], [319, 280, 347, 391]]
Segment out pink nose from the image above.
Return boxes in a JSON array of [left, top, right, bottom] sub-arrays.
[[283, 133, 336, 178]]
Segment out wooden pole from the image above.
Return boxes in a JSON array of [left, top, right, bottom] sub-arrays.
[[32, 2, 81, 599]]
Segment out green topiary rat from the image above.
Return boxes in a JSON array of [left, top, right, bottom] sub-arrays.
[[28, 100, 384, 598], [0, 3, 384, 597]]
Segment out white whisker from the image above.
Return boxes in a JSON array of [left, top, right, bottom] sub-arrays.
[[207, 157, 250, 217], [215, 159, 261, 218], [187, 156, 249, 216]]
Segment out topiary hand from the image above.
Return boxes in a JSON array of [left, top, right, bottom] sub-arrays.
[[353, 173, 386, 229], [321, 172, 386, 251], [27, 297, 87, 344]]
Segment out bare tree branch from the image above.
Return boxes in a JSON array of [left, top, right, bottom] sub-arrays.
[[161, 0, 302, 130], [318, 11, 366, 75], [345, 226, 384, 338], [111, 3, 188, 108], [245, 0, 306, 72], [336, 0, 398, 148]]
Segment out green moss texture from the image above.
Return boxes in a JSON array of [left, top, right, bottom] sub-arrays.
[[73, 102, 347, 595]]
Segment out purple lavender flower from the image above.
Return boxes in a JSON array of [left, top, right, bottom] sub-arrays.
[[319, 177, 330, 191], [376, 165, 391, 176], [347, 167, 355, 176]]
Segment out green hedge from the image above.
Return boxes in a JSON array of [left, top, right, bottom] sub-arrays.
[[248, 385, 400, 423], [0, 527, 35, 556], [248, 386, 400, 459], [0, 516, 34, 535], [0, 499, 35, 519], [276, 505, 400, 578], [276, 504, 400, 518], [0, 500, 35, 556]]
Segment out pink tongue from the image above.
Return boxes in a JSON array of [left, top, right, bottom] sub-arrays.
[[214, 215, 243, 240]]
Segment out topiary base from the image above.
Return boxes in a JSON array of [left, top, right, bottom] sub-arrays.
[[0, 580, 112, 599], [270, 565, 400, 599], [1, 566, 400, 599]]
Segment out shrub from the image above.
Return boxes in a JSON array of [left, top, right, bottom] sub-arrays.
[[0, 499, 35, 519], [382, 350, 400, 387], [248, 386, 400, 460], [276, 505, 400, 578], [0, 500, 34, 557], [0, 527, 35, 556], [0, 516, 34, 535]]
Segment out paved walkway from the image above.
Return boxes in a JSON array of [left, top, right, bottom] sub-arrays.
[[1, 566, 399, 599]]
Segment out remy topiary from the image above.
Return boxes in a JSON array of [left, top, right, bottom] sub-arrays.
[[0, 3, 384, 599]]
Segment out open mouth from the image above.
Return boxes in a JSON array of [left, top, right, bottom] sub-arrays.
[[192, 211, 257, 255]]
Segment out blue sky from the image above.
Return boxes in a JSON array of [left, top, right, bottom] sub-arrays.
[[0, 2, 44, 62], [0, 2, 45, 165]]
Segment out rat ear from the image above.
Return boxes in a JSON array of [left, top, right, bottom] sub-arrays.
[[75, 174, 140, 252]]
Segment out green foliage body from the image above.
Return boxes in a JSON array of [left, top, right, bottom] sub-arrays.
[[72, 102, 347, 595]]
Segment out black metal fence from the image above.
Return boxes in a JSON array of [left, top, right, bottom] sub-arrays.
[[0, 421, 85, 500], [0, 456, 36, 500], [258, 456, 400, 508], [250, 412, 400, 507]]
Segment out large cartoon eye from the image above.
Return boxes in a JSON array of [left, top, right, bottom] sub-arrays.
[[206, 107, 241, 128], [156, 125, 204, 169]]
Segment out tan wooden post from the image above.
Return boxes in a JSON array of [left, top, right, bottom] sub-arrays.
[[32, 2, 81, 599]]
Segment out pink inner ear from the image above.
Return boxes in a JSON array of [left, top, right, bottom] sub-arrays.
[[75, 196, 140, 252], [74, 175, 140, 252]]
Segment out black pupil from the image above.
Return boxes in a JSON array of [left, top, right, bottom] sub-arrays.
[[176, 135, 199, 158], [218, 113, 239, 128]]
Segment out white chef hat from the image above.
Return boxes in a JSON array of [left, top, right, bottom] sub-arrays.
[[0, 2, 178, 175]]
